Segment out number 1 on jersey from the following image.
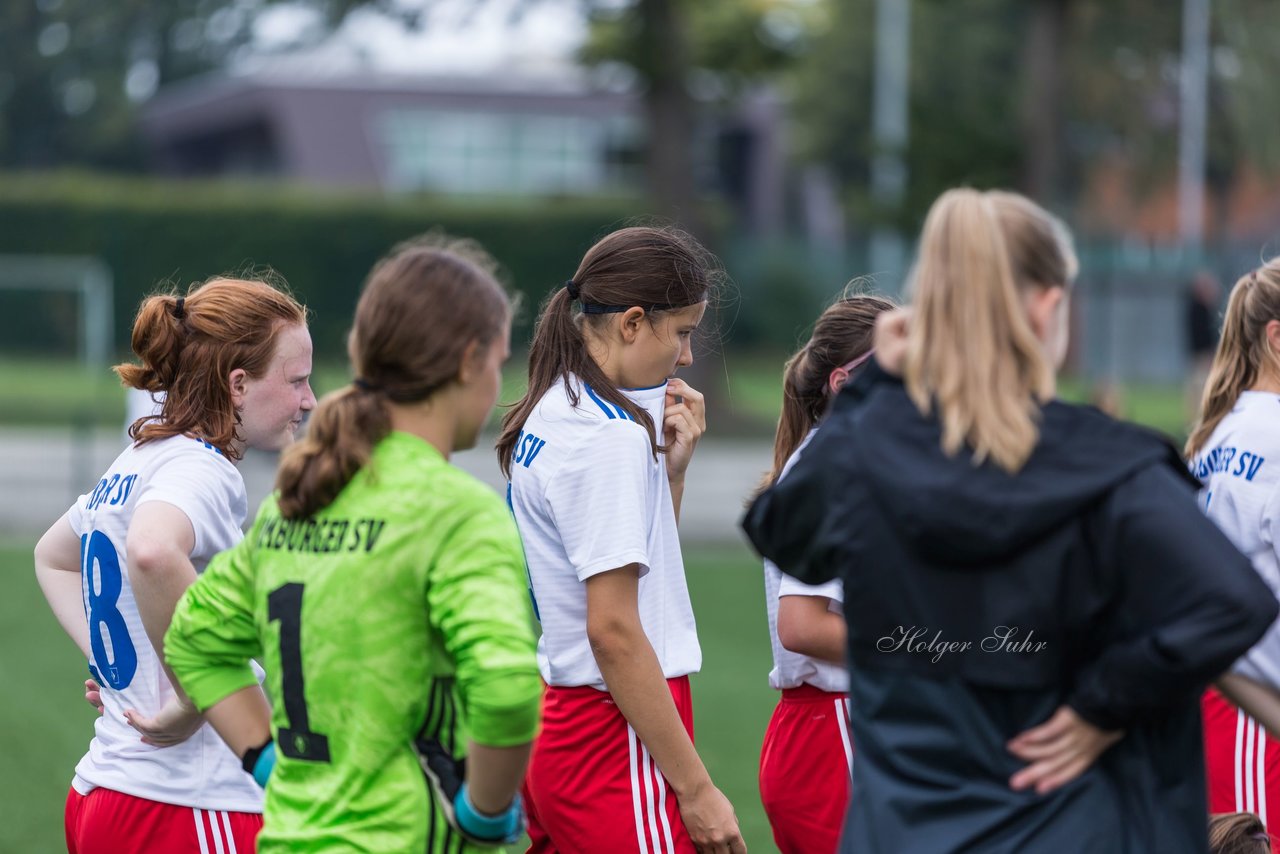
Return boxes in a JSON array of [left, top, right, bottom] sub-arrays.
[[268, 582, 331, 762]]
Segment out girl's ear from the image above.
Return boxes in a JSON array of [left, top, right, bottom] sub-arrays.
[[618, 306, 646, 344], [1023, 285, 1065, 342], [457, 339, 483, 384], [1266, 319, 1280, 358], [228, 367, 248, 408], [828, 366, 850, 396]]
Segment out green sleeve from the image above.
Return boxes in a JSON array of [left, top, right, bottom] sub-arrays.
[[165, 510, 265, 712], [427, 500, 541, 748]]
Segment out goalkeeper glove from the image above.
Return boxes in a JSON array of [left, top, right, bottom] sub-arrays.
[[416, 736, 524, 846], [242, 739, 276, 789]]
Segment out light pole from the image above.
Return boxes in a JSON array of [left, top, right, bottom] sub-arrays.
[[1178, 0, 1210, 250], [869, 0, 911, 290]]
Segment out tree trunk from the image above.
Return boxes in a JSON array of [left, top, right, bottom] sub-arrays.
[[1020, 0, 1069, 203], [637, 0, 706, 237]]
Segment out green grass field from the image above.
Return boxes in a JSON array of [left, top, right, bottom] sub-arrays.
[[0, 355, 1195, 442], [0, 541, 779, 853]]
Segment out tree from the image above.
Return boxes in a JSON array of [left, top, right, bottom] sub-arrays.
[[791, 0, 1025, 233], [0, 0, 268, 169], [576, 0, 810, 234], [1020, 0, 1072, 203]]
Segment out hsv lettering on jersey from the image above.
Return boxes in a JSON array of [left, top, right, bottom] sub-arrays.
[[256, 513, 387, 554], [512, 429, 548, 469], [66, 435, 262, 813], [1194, 393, 1280, 691], [1191, 446, 1266, 482], [85, 473, 139, 511], [508, 374, 702, 689]]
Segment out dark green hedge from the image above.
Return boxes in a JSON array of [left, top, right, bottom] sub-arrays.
[[0, 171, 654, 358]]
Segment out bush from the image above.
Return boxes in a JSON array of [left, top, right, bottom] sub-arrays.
[[0, 171, 653, 357]]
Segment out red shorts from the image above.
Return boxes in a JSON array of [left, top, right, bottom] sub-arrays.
[[65, 786, 261, 854], [525, 676, 695, 854], [1203, 687, 1280, 853], [759, 685, 852, 854]]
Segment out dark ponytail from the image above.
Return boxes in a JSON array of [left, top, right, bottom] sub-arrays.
[[760, 293, 896, 493], [497, 225, 722, 477], [277, 235, 510, 519], [276, 387, 390, 519]]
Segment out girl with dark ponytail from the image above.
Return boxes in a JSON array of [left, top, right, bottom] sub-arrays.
[[35, 275, 312, 853], [498, 226, 745, 854], [166, 237, 543, 852], [756, 293, 894, 854]]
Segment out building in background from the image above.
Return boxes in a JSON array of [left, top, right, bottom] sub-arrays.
[[139, 69, 786, 235]]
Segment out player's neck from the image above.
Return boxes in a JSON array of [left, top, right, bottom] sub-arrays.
[[388, 403, 455, 460], [582, 330, 632, 388], [1249, 364, 1280, 394]]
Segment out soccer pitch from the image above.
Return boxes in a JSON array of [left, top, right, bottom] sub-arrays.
[[1, 541, 779, 852]]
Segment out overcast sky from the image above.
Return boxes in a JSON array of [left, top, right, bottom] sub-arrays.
[[250, 0, 588, 75]]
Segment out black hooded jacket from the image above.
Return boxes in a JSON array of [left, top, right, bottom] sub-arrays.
[[742, 361, 1278, 853]]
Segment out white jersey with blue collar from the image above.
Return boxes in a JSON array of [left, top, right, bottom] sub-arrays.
[[1191, 391, 1280, 689], [64, 434, 263, 812], [506, 373, 701, 690]]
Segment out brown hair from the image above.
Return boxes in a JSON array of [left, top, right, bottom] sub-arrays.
[[276, 235, 511, 520], [114, 276, 306, 461], [763, 292, 897, 490], [496, 225, 722, 478], [1208, 812, 1271, 854], [904, 188, 1077, 473], [1186, 261, 1280, 457]]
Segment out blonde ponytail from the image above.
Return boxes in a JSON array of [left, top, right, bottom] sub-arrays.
[[904, 189, 1075, 473]]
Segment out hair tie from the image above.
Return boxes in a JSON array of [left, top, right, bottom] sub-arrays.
[[837, 349, 875, 375], [353, 377, 382, 393], [565, 279, 580, 301], [173, 297, 186, 320]]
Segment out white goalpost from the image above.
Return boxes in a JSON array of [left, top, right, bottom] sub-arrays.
[[0, 254, 114, 369]]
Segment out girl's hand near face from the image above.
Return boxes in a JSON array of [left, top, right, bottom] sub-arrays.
[[663, 378, 705, 485]]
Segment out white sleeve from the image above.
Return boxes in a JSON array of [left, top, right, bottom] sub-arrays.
[[66, 493, 88, 536], [777, 567, 843, 604], [133, 451, 243, 559], [545, 422, 653, 582]]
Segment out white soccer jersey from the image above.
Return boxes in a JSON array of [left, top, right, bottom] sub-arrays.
[[65, 434, 264, 812], [763, 430, 848, 692], [1191, 392, 1280, 689], [507, 374, 702, 689]]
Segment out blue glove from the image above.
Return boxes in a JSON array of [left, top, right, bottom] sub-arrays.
[[241, 739, 276, 789]]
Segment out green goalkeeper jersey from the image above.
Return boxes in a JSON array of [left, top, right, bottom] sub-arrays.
[[166, 431, 541, 853]]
